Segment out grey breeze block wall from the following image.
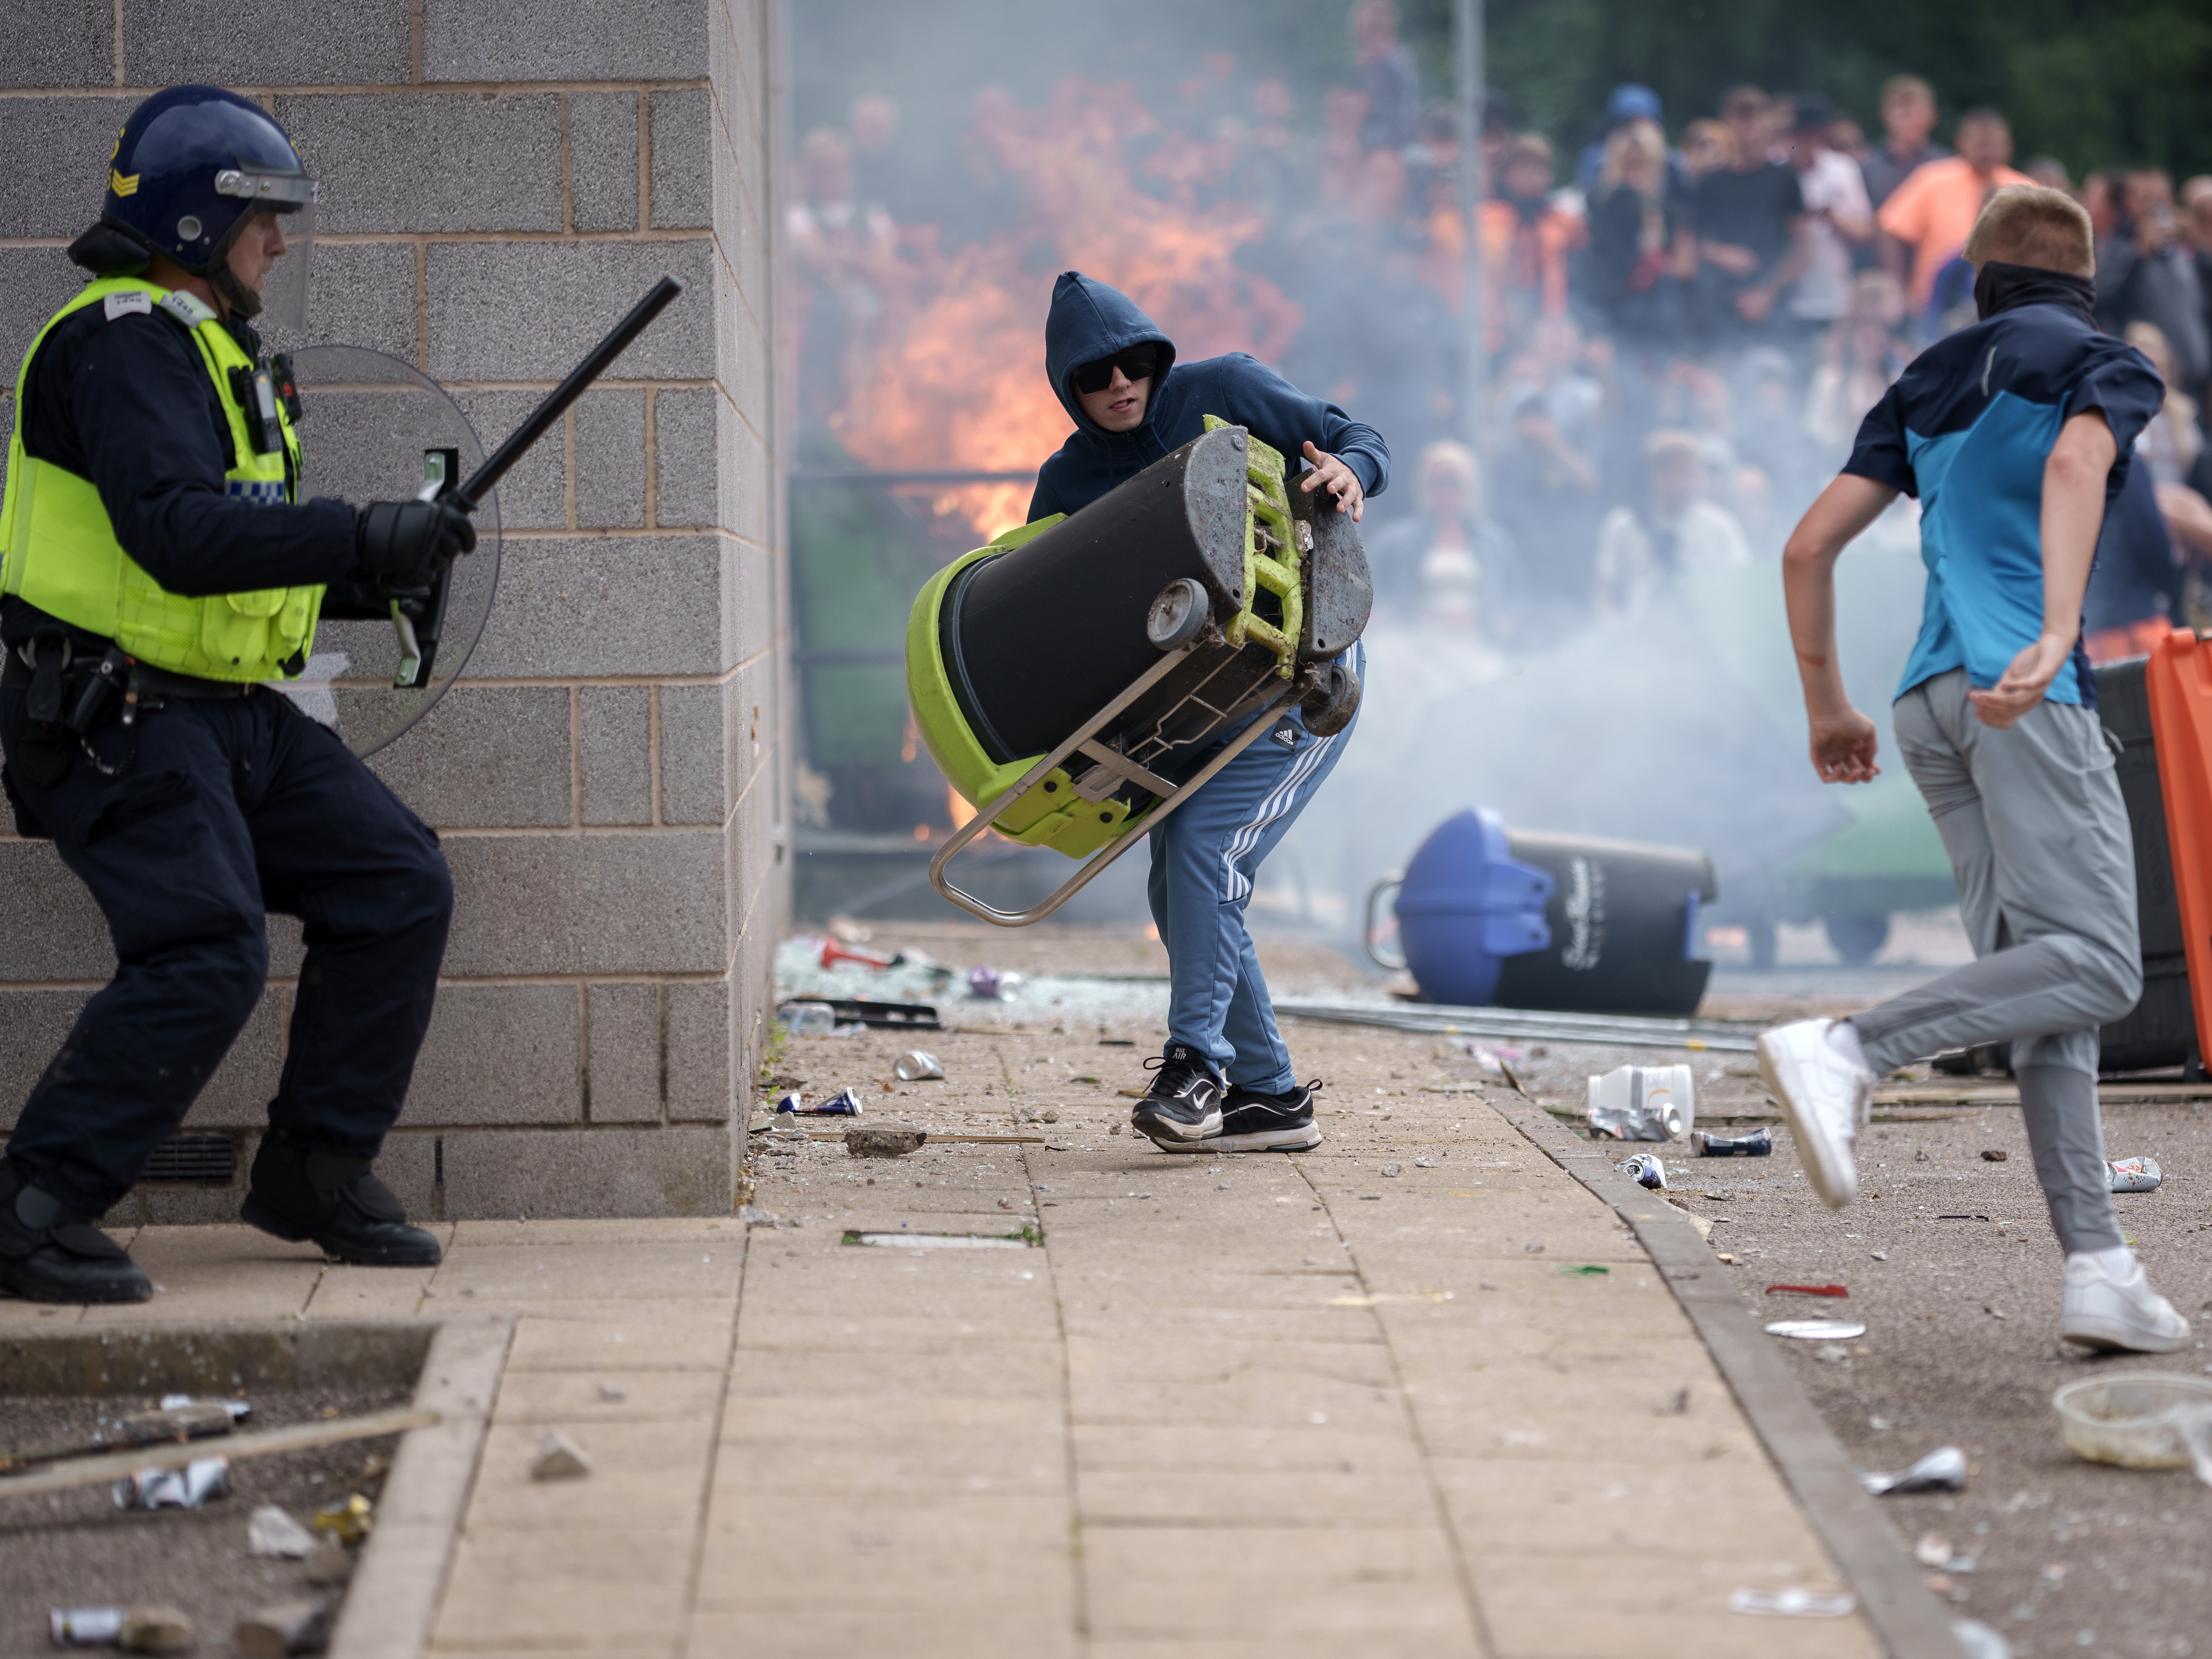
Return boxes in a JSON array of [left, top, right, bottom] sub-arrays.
[[0, 0, 790, 1221]]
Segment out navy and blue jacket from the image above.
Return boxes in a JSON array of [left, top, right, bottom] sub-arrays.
[[1845, 268, 2164, 708], [1027, 272, 1389, 522]]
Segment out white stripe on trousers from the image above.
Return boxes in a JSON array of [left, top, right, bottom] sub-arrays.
[[1218, 727, 1339, 903]]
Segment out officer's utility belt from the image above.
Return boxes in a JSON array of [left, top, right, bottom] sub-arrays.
[[4, 629, 251, 794]]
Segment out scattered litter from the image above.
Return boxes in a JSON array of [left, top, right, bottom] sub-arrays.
[[2108, 1157, 2162, 1193], [49, 1610, 121, 1650], [1041, 1109, 1059, 1123], [530, 1431, 592, 1481], [1615, 1151, 1668, 1190], [1914, 1532, 1953, 1568], [304, 1542, 353, 1587], [1414, 1157, 1436, 1168], [1936, 1214, 1992, 1222], [113, 1457, 228, 1510], [1728, 1588, 1856, 1618], [893, 1051, 945, 1082], [820, 938, 896, 971], [967, 967, 1023, 1000], [235, 1599, 328, 1659], [156, 1394, 252, 1423], [1951, 1619, 2013, 1659], [792, 1087, 864, 1117], [1587, 1063, 1692, 1141], [1981, 1149, 2008, 1162], [1693, 1128, 1772, 1157], [845, 1231, 1031, 1250], [116, 1401, 237, 1445], [1816, 1344, 1852, 1364], [1766, 1319, 1867, 1341], [1870, 1251, 1888, 1261], [1109, 1123, 1124, 1135], [596, 1381, 627, 1403], [309, 1494, 373, 1545], [739, 1204, 803, 1229], [248, 1505, 318, 1559], [1382, 1164, 1402, 1178], [1984, 1305, 2008, 1320], [1523, 1242, 1545, 1254], [121, 1608, 195, 1656], [1766, 1284, 1849, 1298], [776, 1001, 837, 1036], [1861, 1446, 1968, 1495], [846, 1126, 926, 1157], [1702, 1189, 1733, 1201], [780, 997, 942, 1032], [1558, 1264, 1609, 1276], [2053, 1374, 2212, 1480]]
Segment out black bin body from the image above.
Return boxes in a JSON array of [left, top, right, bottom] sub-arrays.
[[2094, 657, 2196, 1072], [1494, 831, 1719, 1017]]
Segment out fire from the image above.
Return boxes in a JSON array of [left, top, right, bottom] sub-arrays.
[[831, 78, 1302, 541]]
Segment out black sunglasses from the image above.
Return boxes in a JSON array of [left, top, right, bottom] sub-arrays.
[[1070, 345, 1163, 395]]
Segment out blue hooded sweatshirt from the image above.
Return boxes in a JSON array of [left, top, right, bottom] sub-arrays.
[[1027, 271, 1390, 522]]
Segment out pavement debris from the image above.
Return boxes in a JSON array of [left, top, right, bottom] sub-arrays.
[[1914, 1531, 1953, 1567], [1727, 1587, 1856, 1617], [530, 1431, 593, 1481], [1587, 1063, 1691, 1141], [2108, 1156, 2162, 1192], [794, 1087, 864, 1117], [310, 1494, 372, 1545], [1951, 1619, 2014, 1659], [1616, 1152, 1667, 1189], [1861, 1445, 1968, 1496], [893, 1050, 945, 1081], [846, 1125, 927, 1157], [120, 1402, 238, 1444], [967, 966, 1022, 1000], [119, 1607, 195, 1656], [159, 1395, 251, 1422], [304, 1541, 353, 1587], [1765, 1318, 1868, 1341], [1692, 1127, 1773, 1156], [1765, 1283, 1849, 1297], [248, 1504, 318, 1559], [235, 1598, 328, 1658], [596, 1381, 627, 1403], [113, 1456, 228, 1511], [1982, 1149, 2008, 1162]]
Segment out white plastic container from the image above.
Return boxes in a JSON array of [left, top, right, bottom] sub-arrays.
[[1587, 1063, 1694, 1141]]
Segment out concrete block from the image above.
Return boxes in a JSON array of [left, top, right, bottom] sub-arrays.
[[122, 0, 412, 85], [425, 240, 714, 384], [461, 536, 727, 679], [0, 989, 89, 1130], [441, 831, 727, 976], [180, 989, 288, 1127], [423, 0, 708, 83], [575, 388, 646, 529], [452, 390, 565, 531], [0, 99, 135, 238], [368, 685, 575, 829], [587, 982, 660, 1122], [580, 686, 652, 826], [437, 1126, 733, 1219], [649, 89, 712, 230], [567, 92, 640, 233], [373, 1128, 440, 1220], [0, 841, 112, 981], [136, 1171, 255, 1228], [656, 680, 725, 827], [4, 0, 115, 87], [653, 386, 717, 528], [260, 241, 420, 363], [275, 92, 564, 236], [0, 249, 89, 386], [408, 982, 583, 1124], [665, 979, 730, 1121]]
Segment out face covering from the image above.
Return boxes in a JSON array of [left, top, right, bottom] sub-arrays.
[[1973, 260, 2096, 325]]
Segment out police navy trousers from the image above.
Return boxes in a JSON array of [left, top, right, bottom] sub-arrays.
[[1147, 649, 1358, 1094], [0, 684, 451, 1218]]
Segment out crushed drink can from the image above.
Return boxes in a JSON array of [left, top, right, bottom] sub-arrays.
[[113, 1456, 229, 1510], [50, 1608, 125, 1646], [1587, 1063, 1692, 1141], [1693, 1127, 1773, 1157], [792, 1086, 862, 1117], [1616, 1152, 1668, 1190], [158, 1393, 251, 1420], [893, 1050, 945, 1081], [2108, 1156, 2161, 1193]]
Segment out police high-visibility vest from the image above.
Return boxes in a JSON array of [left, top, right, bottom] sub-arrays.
[[0, 276, 323, 681]]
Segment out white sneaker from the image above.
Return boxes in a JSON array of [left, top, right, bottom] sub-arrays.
[[2061, 1250, 2193, 1353], [1755, 1018, 1873, 1210]]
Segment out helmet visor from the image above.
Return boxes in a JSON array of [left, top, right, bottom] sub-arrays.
[[217, 169, 316, 331]]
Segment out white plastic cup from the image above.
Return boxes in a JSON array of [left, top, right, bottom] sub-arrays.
[[1586, 1063, 1694, 1141]]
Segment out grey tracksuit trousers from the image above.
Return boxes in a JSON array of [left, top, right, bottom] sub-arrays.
[[1851, 670, 2137, 1252]]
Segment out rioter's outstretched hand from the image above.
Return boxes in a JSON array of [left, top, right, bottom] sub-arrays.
[[1300, 442, 1364, 521], [1969, 634, 2074, 729], [1808, 705, 1881, 784]]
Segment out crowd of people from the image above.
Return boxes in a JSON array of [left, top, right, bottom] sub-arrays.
[[788, 2, 2212, 656]]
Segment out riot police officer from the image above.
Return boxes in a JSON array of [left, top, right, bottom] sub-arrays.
[[0, 86, 474, 1302]]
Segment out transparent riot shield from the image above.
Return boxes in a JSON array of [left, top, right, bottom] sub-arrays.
[[275, 345, 501, 757]]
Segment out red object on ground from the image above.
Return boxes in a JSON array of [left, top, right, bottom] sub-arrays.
[[821, 939, 895, 970], [1764, 1284, 1850, 1297]]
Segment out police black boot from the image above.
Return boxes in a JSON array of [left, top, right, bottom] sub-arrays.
[[241, 1135, 441, 1267], [0, 1163, 151, 1304], [1130, 1044, 1224, 1147]]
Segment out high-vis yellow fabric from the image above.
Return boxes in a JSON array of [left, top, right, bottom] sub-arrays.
[[0, 277, 322, 681]]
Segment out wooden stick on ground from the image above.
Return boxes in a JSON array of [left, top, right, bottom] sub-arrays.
[[0, 1407, 437, 1500]]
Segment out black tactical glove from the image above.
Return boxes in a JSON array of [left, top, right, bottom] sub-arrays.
[[355, 500, 477, 589]]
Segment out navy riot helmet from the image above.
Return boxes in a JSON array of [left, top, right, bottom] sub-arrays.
[[70, 86, 317, 322]]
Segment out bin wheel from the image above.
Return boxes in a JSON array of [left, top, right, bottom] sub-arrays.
[[1147, 578, 1210, 651], [1823, 911, 1891, 967], [1301, 660, 1361, 736]]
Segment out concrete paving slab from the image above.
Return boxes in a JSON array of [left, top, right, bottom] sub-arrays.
[[493, 1369, 726, 1424], [466, 1419, 715, 1530], [504, 1301, 736, 1371], [721, 1345, 1065, 1399], [431, 1528, 696, 1648], [429, 1240, 744, 1302]]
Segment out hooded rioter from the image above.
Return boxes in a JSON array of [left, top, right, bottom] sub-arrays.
[[1029, 272, 1388, 1152], [0, 88, 475, 1302]]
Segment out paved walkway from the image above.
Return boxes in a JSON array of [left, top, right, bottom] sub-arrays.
[[2, 1016, 1884, 1658]]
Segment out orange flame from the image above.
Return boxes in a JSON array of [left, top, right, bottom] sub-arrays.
[[831, 78, 1302, 541]]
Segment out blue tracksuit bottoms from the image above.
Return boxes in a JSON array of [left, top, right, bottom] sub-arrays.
[[1147, 649, 1359, 1092]]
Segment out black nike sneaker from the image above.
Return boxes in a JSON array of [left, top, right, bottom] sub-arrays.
[[1130, 1044, 1224, 1146], [1198, 1079, 1324, 1153]]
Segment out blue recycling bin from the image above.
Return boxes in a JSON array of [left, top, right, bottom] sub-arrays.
[[1390, 808, 1716, 1016]]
